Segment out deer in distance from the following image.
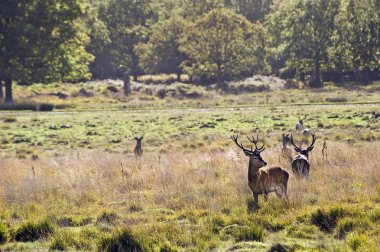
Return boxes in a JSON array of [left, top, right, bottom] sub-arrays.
[[281, 133, 293, 163], [133, 135, 144, 158], [231, 134, 289, 209], [290, 131, 316, 178]]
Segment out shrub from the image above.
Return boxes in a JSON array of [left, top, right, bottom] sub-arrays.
[[310, 207, 345, 232], [156, 83, 209, 99], [347, 232, 368, 251], [14, 219, 54, 242], [98, 229, 144, 252], [0, 223, 9, 244]]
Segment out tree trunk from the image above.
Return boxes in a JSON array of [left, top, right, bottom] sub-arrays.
[[360, 68, 370, 84], [177, 72, 181, 82], [216, 64, 224, 89], [310, 51, 323, 88], [0, 80, 3, 99], [5, 78, 13, 103], [133, 74, 138, 81], [123, 71, 131, 96]]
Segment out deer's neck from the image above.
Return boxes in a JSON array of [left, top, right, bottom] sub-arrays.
[[248, 159, 261, 183]]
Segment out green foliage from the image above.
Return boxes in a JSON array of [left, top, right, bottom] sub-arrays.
[[90, 0, 152, 79], [347, 232, 369, 251], [267, 0, 341, 87], [136, 16, 189, 77], [0, 222, 9, 244], [180, 8, 266, 87], [14, 219, 54, 242]]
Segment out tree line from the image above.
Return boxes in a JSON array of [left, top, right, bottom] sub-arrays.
[[1, 0, 379, 103]]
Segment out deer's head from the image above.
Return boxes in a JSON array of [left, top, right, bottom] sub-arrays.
[[134, 136, 143, 145], [290, 131, 316, 157], [231, 134, 267, 168]]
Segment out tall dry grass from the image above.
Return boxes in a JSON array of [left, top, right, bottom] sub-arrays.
[[1, 142, 379, 212], [0, 141, 379, 250]]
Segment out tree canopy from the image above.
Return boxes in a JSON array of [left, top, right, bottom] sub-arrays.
[[1, 0, 379, 103]]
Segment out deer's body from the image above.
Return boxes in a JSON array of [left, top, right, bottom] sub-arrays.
[[291, 154, 309, 177], [290, 132, 316, 178], [232, 135, 289, 209], [281, 133, 293, 163], [248, 164, 289, 197], [295, 120, 304, 132], [134, 137, 143, 158]]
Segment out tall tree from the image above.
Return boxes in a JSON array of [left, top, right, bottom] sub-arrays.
[[135, 16, 190, 80], [267, 0, 340, 87], [91, 0, 152, 80], [180, 8, 266, 87], [0, 0, 93, 103], [225, 0, 274, 22]]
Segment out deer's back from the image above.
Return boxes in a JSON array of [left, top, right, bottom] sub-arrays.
[[292, 155, 309, 177]]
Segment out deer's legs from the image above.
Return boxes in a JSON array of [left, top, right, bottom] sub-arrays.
[[253, 193, 259, 209], [264, 193, 269, 201]]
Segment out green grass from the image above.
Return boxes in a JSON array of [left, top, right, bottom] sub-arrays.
[[1, 81, 380, 251]]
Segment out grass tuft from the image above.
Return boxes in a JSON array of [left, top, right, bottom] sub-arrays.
[[14, 219, 54, 242], [310, 207, 345, 232], [0, 222, 9, 244]]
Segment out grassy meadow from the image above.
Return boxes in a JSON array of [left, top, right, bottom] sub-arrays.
[[1, 80, 380, 251]]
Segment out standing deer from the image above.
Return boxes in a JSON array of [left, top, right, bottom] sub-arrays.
[[134, 135, 144, 158], [290, 131, 316, 178], [231, 134, 289, 209], [295, 119, 304, 132], [281, 133, 292, 163]]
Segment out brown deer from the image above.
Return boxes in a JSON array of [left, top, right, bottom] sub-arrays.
[[290, 131, 316, 178], [231, 134, 289, 209], [133, 135, 144, 158], [281, 133, 292, 162]]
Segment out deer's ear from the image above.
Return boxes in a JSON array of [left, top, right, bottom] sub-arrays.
[[294, 148, 300, 152], [308, 146, 314, 151], [135, 137, 138, 140]]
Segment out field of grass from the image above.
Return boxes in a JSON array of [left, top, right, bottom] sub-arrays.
[[1, 80, 380, 251]]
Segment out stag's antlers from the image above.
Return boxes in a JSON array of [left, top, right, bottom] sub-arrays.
[[231, 134, 265, 154], [290, 131, 316, 152]]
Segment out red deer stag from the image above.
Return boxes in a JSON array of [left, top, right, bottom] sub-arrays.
[[231, 134, 289, 209], [290, 131, 316, 178]]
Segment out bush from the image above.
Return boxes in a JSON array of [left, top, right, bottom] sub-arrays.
[[0, 223, 9, 244], [98, 229, 144, 252], [310, 207, 345, 232], [14, 219, 54, 242], [157, 83, 209, 99]]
